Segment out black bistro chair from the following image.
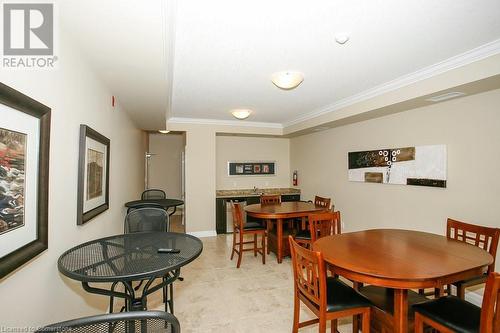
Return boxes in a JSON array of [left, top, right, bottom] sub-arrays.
[[110, 208, 176, 313], [36, 310, 180, 333], [141, 189, 166, 200]]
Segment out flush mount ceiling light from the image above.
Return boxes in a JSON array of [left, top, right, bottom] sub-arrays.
[[158, 130, 170, 134], [334, 33, 350, 44], [231, 109, 252, 120], [271, 71, 304, 90]]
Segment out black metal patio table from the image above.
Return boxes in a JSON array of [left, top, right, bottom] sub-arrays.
[[124, 199, 184, 216], [58, 232, 202, 311]]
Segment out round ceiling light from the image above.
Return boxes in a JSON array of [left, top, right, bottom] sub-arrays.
[[271, 71, 304, 90], [231, 109, 252, 120], [158, 130, 170, 134]]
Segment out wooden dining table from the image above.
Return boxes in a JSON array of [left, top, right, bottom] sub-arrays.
[[313, 229, 493, 333], [244, 201, 327, 263]]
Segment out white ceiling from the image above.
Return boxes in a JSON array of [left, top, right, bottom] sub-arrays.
[[60, 0, 500, 129]]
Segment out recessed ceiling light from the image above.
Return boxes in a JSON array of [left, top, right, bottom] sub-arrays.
[[231, 109, 252, 120], [271, 71, 304, 90], [335, 33, 350, 45], [158, 130, 170, 134], [425, 92, 466, 102]]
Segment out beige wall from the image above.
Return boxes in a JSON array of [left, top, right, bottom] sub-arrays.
[[149, 133, 184, 199], [0, 33, 144, 327], [184, 126, 216, 234], [291, 88, 500, 265], [216, 135, 290, 190]]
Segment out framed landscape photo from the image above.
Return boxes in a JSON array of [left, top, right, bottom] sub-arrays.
[[0, 83, 50, 279], [77, 125, 110, 225]]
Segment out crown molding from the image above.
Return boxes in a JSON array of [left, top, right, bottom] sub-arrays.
[[284, 38, 500, 128], [168, 117, 283, 129]]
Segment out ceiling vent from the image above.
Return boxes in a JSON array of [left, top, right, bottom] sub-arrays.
[[425, 92, 466, 102]]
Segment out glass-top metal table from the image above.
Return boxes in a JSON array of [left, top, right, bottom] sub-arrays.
[[58, 232, 202, 311]]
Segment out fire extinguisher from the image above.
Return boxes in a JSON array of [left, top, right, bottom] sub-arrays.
[[293, 170, 298, 186]]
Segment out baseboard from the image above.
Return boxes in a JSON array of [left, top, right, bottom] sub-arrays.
[[187, 230, 217, 238]]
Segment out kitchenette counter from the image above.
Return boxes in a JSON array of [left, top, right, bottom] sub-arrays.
[[216, 187, 300, 198]]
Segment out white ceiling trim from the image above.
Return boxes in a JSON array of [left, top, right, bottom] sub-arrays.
[[284, 38, 500, 128], [168, 117, 283, 129]]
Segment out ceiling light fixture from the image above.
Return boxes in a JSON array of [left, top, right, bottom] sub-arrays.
[[158, 130, 170, 134], [425, 92, 466, 102], [271, 71, 304, 90], [231, 109, 252, 120]]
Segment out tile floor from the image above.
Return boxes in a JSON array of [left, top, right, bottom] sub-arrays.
[[150, 234, 353, 333]]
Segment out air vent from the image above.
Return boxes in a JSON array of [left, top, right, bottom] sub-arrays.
[[425, 92, 466, 102]]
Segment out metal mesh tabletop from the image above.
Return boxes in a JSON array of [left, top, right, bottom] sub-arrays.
[[58, 232, 202, 283], [124, 199, 184, 209]]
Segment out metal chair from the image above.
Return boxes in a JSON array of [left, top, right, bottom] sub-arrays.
[[141, 189, 166, 200], [126, 202, 164, 214], [36, 310, 180, 332], [111, 208, 175, 313]]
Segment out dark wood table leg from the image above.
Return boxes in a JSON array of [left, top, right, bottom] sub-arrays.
[[277, 218, 283, 263], [393, 289, 408, 333]]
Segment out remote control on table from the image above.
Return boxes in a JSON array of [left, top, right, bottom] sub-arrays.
[[157, 248, 181, 254]]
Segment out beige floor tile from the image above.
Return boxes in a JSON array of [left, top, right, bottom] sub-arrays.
[[150, 234, 356, 332]]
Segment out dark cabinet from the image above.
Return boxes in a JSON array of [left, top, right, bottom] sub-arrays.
[[215, 194, 300, 234]]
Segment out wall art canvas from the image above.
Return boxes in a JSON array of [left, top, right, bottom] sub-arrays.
[[348, 145, 446, 188], [0, 128, 26, 235], [77, 125, 110, 225], [0, 83, 50, 279]]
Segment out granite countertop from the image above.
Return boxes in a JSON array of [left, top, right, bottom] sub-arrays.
[[216, 188, 300, 198]]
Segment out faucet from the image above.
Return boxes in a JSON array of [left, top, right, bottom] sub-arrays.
[[253, 186, 259, 193]]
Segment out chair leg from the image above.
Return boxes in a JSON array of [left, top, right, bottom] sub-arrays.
[[331, 319, 337, 333], [361, 309, 370, 333], [254, 234, 257, 256], [456, 283, 465, 299], [292, 292, 300, 333], [352, 314, 359, 333], [261, 233, 266, 265], [414, 312, 424, 333], [168, 282, 174, 313], [236, 232, 243, 268], [319, 316, 327, 333], [230, 230, 236, 260]]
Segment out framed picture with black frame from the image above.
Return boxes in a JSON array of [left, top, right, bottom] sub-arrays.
[[77, 125, 110, 225], [0, 82, 50, 279]]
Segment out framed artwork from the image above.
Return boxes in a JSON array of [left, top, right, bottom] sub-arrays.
[[77, 125, 110, 225], [0, 82, 50, 279], [348, 145, 447, 188], [228, 161, 276, 176]]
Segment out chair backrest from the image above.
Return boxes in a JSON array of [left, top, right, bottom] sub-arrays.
[[230, 201, 244, 230], [480, 272, 500, 333], [141, 189, 166, 200], [314, 195, 331, 210], [260, 194, 281, 205], [126, 202, 164, 214], [36, 310, 180, 333], [308, 211, 341, 243], [447, 218, 500, 273], [124, 207, 169, 234], [289, 235, 327, 310]]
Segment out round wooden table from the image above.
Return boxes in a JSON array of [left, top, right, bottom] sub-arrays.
[[245, 201, 327, 263], [313, 229, 493, 333]]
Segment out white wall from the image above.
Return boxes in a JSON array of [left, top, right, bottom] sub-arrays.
[[149, 133, 184, 199], [0, 32, 144, 327], [290, 89, 500, 265], [216, 135, 290, 190]]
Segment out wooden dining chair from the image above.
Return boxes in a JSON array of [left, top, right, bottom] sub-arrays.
[[446, 218, 500, 299], [289, 236, 371, 333], [260, 194, 282, 204], [294, 211, 341, 248], [314, 195, 332, 210], [414, 272, 500, 333], [230, 201, 266, 268]]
